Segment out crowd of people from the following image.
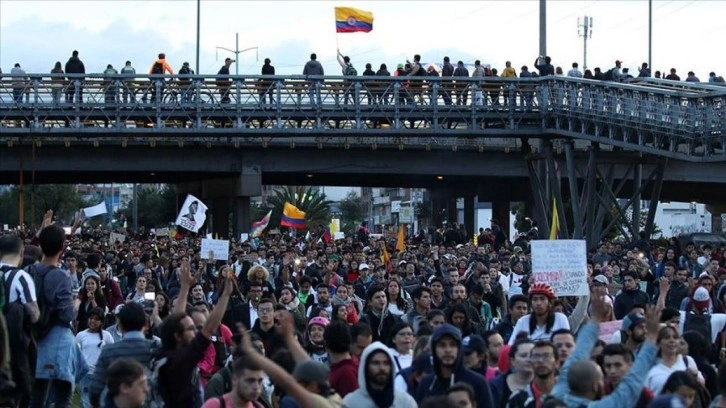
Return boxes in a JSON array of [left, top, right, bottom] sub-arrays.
[[0, 211, 725, 408], [3, 50, 725, 106]]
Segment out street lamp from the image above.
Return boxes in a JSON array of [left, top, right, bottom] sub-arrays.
[[216, 33, 259, 76]]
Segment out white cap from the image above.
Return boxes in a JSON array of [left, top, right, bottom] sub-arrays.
[[358, 263, 370, 271]]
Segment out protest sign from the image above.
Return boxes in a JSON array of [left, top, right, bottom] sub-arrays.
[[531, 240, 588, 296], [201, 239, 230, 261], [175, 194, 208, 233]]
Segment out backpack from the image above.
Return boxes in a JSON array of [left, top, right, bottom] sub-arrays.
[[683, 312, 712, 344], [602, 68, 615, 81], [211, 330, 230, 369], [151, 62, 164, 75], [30, 264, 55, 340], [414, 64, 427, 76], [146, 355, 168, 408], [345, 65, 357, 76]]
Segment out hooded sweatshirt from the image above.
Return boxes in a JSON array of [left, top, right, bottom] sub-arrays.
[[342, 342, 418, 408], [414, 324, 495, 408]]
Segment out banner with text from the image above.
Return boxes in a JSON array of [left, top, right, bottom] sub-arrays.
[[531, 239, 588, 296], [201, 238, 230, 261], [175, 194, 208, 233]]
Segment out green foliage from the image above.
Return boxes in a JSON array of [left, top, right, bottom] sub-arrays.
[[119, 185, 178, 228], [0, 185, 89, 228], [264, 186, 332, 231], [339, 191, 368, 235]]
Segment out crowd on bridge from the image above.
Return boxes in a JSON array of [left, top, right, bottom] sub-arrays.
[[2, 49, 724, 106], [0, 211, 726, 408]]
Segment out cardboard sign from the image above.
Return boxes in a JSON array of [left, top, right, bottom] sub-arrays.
[[531, 240, 588, 296], [110, 232, 126, 243], [201, 239, 229, 261]]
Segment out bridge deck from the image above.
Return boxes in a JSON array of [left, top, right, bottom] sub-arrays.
[[1, 75, 725, 162]]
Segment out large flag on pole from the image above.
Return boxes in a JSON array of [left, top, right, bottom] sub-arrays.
[[381, 240, 393, 273], [549, 198, 560, 240], [82, 202, 107, 218], [335, 7, 374, 33], [175, 194, 208, 233], [250, 210, 272, 238], [281, 202, 306, 229]]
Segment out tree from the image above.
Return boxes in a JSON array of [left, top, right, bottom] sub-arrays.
[[0, 185, 88, 228], [339, 191, 368, 235], [120, 185, 178, 229], [264, 186, 332, 231]]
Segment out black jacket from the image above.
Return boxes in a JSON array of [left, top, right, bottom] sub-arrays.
[[65, 57, 85, 76]]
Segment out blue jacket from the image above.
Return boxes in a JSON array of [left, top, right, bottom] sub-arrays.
[[413, 324, 495, 408], [551, 321, 657, 408]]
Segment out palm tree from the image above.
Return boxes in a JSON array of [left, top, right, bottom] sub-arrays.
[[264, 186, 333, 231]]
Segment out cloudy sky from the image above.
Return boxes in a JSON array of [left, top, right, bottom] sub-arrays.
[[1, 0, 724, 78]]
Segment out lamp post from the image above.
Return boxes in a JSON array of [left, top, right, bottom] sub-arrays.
[[648, 0, 652, 73], [196, 0, 201, 74], [216, 33, 259, 76], [539, 0, 547, 57], [578, 16, 593, 70]]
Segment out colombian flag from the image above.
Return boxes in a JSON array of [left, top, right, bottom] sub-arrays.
[[549, 198, 560, 240], [335, 7, 374, 33], [281, 202, 306, 229], [321, 227, 332, 244], [250, 210, 272, 238]]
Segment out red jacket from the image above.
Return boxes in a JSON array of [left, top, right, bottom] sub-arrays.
[[329, 357, 359, 398], [101, 278, 124, 312]]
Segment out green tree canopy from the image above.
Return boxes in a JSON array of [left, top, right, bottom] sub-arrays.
[[0, 185, 89, 228], [264, 186, 332, 231], [119, 185, 178, 228], [339, 191, 368, 235]]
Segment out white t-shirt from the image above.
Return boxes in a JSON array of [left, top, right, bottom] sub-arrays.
[[646, 354, 703, 395], [678, 311, 726, 343], [508, 312, 570, 345], [76, 329, 115, 373], [390, 348, 413, 371]]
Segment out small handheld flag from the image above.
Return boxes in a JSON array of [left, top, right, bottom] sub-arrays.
[[335, 7, 374, 33]]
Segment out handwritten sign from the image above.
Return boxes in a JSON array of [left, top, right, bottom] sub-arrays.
[[201, 239, 230, 261], [531, 240, 588, 296], [109, 232, 126, 244], [156, 228, 169, 237], [599, 320, 623, 342]]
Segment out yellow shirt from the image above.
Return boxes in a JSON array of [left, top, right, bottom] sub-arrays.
[[501, 66, 517, 78]]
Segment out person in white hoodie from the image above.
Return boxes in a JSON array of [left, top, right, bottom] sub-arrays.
[[342, 341, 418, 408]]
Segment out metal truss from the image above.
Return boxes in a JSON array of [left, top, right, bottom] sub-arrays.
[[528, 140, 667, 248], [1, 74, 725, 161]]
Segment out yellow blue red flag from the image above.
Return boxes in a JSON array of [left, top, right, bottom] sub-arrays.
[[549, 198, 560, 240], [335, 7, 374, 33], [281, 202, 306, 229]]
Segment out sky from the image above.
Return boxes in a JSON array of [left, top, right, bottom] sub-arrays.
[[1, 0, 725, 79]]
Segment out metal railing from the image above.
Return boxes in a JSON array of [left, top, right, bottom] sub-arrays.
[[1, 74, 724, 161]]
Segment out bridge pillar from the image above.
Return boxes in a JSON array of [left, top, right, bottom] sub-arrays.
[[208, 198, 231, 239], [492, 200, 510, 238], [464, 195, 475, 242], [234, 196, 252, 240], [446, 197, 459, 226]]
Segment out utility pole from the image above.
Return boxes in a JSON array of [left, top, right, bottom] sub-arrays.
[[648, 0, 652, 74], [578, 16, 593, 70], [216, 33, 259, 76], [196, 0, 200, 74], [539, 0, 547, 56]]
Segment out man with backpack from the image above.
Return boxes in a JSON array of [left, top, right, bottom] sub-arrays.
[[336, 50, 357, 105], [30, 224, 81, 408], [0, 234, 40, 408], [148, 53, 174, 104]]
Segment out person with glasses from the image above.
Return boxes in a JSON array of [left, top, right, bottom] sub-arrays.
[[75, 307, 114, 408], [249, 298, 277, 356], [507, 341, 560, 408], [388, 322, 415, 371], [489, 339, 535, 408]]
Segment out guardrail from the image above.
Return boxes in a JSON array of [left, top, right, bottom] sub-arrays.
[[1, 74, 724, 161]]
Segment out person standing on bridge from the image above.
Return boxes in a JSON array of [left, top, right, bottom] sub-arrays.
[[149, 53, 174, 104], [217, 57, 234, 104], [303, 53, 324, 107], [65, 50, 85, 104], [259, 58, 275, 105], [120, 61, 136, 104]]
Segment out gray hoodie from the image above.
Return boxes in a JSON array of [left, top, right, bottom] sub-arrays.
[[342, 342, 418, 408]]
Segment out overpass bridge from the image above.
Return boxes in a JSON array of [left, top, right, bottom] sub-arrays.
[[1, 74, 725, 244]]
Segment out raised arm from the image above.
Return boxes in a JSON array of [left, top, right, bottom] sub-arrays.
[[201, 266, 234, 339], [277, 311, 311, 363], [174, 259, 193, 315]]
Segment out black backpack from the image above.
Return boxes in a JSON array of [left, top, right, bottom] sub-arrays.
[[602, 68, 615, 81], [415, 64, 427, 76], [683, 313, 712, 345], [151, 62, 164, 75], [211, 329, 230, 368], [29, 264, 54, 340]]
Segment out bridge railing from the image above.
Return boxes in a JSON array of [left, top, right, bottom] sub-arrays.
[[1, 74, 724, 160]]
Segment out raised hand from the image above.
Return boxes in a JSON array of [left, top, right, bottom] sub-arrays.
[[659, 277, 670, 294], [41, 210, 54, 228], [644, 304, 662, 343], [275, 310, 295, 340], [180, 259, 195, 287], [589, 286, 608, 323]]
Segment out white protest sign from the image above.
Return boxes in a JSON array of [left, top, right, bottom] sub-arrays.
[[531, 239, 588, 296], [83, 202, 108, 218], [175, 194, 208, 233], [201, 238, 230, 261], [240, 233, 249, 243], [156, 228, 169, 237], [110, 232, 126, 243]]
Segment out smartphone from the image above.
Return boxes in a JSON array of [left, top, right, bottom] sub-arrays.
[[144, 292, 156, 301]]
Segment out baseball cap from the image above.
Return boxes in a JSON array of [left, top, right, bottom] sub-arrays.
[[225, 57, 235, 63], [358, 263, 370, 271], [292, 360, 329, 385], [593, 274, 609, 285], [462, 335, 486, 354], [692, 286, 711, 310], [621, 312, 646, 331]]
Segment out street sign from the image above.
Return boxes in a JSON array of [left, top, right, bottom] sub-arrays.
[[391, 200, 401, 213]]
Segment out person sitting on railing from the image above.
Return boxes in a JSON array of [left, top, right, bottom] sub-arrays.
[[665, 68, 680, 81], [216, 57, 234, 104], [519, 66, 534, 108], [374, 63, 390, 106], [685, 71, 700, 83], [149, 53, 174, 103], [567, 63, 583, 78], [639, 63, 651, 78], [362, 63, 375, 105]]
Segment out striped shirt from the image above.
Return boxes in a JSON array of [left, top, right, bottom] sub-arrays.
[[0, 263, 37, 304]]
